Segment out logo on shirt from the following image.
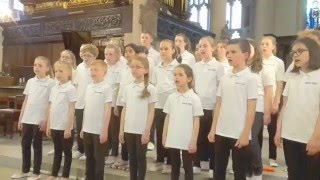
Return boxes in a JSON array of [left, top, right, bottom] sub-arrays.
[[182, 102, 192, 105], [207, 68, 216, 71], [305, 82, 318, 85], [235, 82, 246, 85]]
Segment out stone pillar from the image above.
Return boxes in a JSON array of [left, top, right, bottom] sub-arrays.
[[210, 0, 227, 39], [0, 26, 3, 71], [254, 0, 275, 40]]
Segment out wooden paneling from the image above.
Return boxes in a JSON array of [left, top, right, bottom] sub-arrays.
[[3, 45, 25, 69], [52, 43, 65, 63], [25, 43, 52, 65]]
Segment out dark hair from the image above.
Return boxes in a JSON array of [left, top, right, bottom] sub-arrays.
[[175, 64, 194, 89], [138, 45, 149, 55], [125, 43, 140, 54], [247, 39, 263, 73], [291, 37, 320, 73], [175, 33, 191, 51], [132, 56, 151, 99], [175, 46, 182, 63], [227, 38, 251, 61]]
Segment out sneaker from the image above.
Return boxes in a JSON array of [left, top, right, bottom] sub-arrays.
[[11, 172, 30, 179], [161, 164, 172, 174], [200, 161, 209, 170], [193, 166, 201, 174], [148, 162, 163, 172], [208, 169, 214, 178], [105, 156, 117, 165], [269, 159, 278, 167], [26, 174, 41, 180], [147, 142, 155, 151], [112, 159, 128, 167], [79, 155, 86, 161], [72, 151, 83, 159], [72, 145, 78, 151], [47, 149, 54, 155]]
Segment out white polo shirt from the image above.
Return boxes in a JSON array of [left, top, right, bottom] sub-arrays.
[[123, 82, 157, 135], [193, 59, 225, 110], [216, 68, 258, 139], [181, 51, 196, 68], [82, 81, 113, 135], [22, 76, 55, 125], [116, 64, 134, 106], [148, 57, 156, 83], [49, 81, 77, 130], [283, 62, 294, 82], [148, 47, 162, 66], [104, 61, 123, 107], [152, 60, 180, 109], [220, 59, 232, 73], [262, 55, 285, 94], [163, 89, 204, 150], [74, 62, 92, 109], [281, 69, 320, 144]]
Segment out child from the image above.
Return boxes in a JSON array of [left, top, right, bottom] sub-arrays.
[[141, 31, 161, 66], [261, 35, 285, 167], [162, 64, 203, 180], [149, 39, 180, 173], [104, 44, 125, 165], [247, 39, 273, 180], [80, 60, 112, 180], [60, 50, 77, 81], [138, 45, 156, 84], [112, 43, 139, 169], [275, 38, 320, 180], [208, 39, 258, 180], [193, 36, 225, 176], [73, 44, 99, 160], [175, 33, 196, 67], [119, 56, 157, 180], [46, 60, 77, 180], [11, 56, 55, 180], [195, 43, 202, 63], [216, 40, 232, 73]]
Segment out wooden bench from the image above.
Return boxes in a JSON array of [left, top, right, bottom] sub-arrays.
[[0, 109, 21, 138]]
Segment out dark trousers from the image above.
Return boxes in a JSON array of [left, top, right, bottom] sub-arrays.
[[194, 110, 214, 169], [248, 112, 264, 176], [125, 133, 147, 180], [267, 113, 277, 160], [170, 148, 193, 180], [118, 106, 128, 161], [107, 107, 120, 157], [21, 123, 43, 175], [214, 135, 251, 180], [283, 139, 320, 180], [75, 109, 84, 153], [51, 129, 74, 178], [155, 108, 171, 164], [83, 132, 108, 180]]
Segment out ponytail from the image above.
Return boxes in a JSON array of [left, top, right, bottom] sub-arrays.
[[141, 73, 150, 99]]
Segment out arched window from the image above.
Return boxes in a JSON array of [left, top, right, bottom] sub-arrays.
[[226, 0, 242, 29], [188, 0, 211, 30]]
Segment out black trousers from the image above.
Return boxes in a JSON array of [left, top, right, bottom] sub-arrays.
[[117, 106, 128, 161], [214, 135, 251, 180], [155, 108, 171, 164], [75, 109, 84, 153], [51, 129, 74, 178], [107, 107, 120, 157], [125, 133, 147, 180], [194, 109, 214, 169], [170, 148, 194, 180], [83, 132, 108, 180], [283, 138, 320, 180], [21, 123, 43, 175], [267, 113, 278, 160]]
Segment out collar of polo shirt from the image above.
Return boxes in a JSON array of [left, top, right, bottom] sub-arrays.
[[230, 67, 249, 77], [200, 57, 216, 65], [92, 80, 105, 87], [133, 82, 144, 88], [35, 75, 50, 82], [159, 59, 178, 67], [58, 81, 72, 88], [177, 89, 193, 98]]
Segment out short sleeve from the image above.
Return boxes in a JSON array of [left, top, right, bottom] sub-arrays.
[[261, 68, 273, 86], [104, 86, 113, 103], [216, 81, 222, 97], [151, 66, 157, 85], [121, 85, 128, 103], [276, 59, 285, 82], [217, 63, 225, 82], [148, 85, 158, 103], [49, 86, 55, 103], [163, 95, 171, 114], [73, 66, 81, 85], [283, 63, 294, 82], [247, 76, 258, 99], [282, 79, 290, 97], [68, 86, 77, 102], [23, 79, 31, 95], [192, 96, 204, 116]]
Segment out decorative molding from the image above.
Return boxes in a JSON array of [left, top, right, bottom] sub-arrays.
[[34, 0, 114, 11], [76, 14, 122, 31], [5, 23, 41, 39], [44, 20, 73, 35]]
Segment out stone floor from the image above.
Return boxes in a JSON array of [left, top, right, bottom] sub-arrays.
[[0, 127, 288, 180]]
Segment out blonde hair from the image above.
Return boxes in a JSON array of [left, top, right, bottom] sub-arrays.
[[54, 60, 73, 81], [81, 44, 99, 58], [132, 56, 150, 99], [35, 56, 54, 78], [105, 44, 121, 57], [297, 30, 320, 44], [60, 50, 76, 68], [262, 36, 277, 54], [90, 60, 108, 73], [200, 36, 215, 47]]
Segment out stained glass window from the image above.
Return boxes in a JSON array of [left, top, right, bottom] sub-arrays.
[[307, 0, 320, 29], [188, 0, 211, 30]]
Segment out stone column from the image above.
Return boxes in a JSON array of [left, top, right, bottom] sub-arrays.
[[0, 26, 3, 71], [254, 0, 275, 40], [210, 0, 227, 39]]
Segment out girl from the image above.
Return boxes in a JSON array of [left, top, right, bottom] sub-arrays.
[[247, 39, 273, 180], [216, 40, 232, 73], [149, 39, 180, 173], [208, 39, 258, 180], [195, 43, 202, 63], [119, 56, 157, 180], [275, 38, 320, 180], [193, 36, 225, 176], [162, 64, 203, 180], [112, 43, 139, 169], [175, 33, 196, 67], [11, 56, 55, 180], [261, 35, 285, 167], [46, 60, 77, 180]]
